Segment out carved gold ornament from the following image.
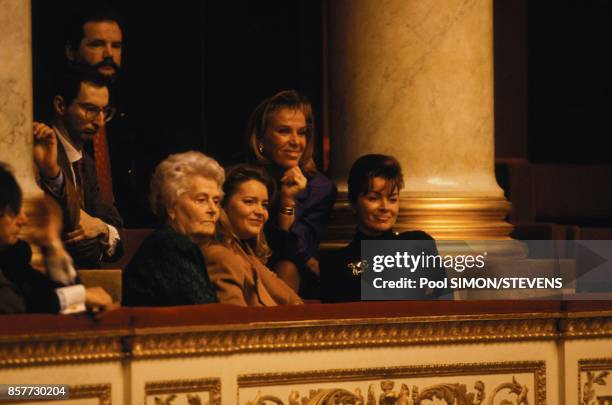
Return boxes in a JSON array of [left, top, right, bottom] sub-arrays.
[[1, 310, 612, 367], [0, 330, 126, 367], [564, 316, 612, 338], [70, 384, 112, 405], [145, 378, 221, 405], [246, 378, 530, 404], [579, 358, 612, 405], [240, 361, 545, 405], [130, 316, 558, 359]]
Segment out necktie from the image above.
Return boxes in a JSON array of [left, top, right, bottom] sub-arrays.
[[93, 127, 115, 205], [72, 160, 85, 208]]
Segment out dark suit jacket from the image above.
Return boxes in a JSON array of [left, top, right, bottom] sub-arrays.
[[41, 139, 124, 268], [0, 270, 26, 314], [0, 240, 63, 313]]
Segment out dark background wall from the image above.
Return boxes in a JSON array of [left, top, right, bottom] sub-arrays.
[[31, 0, 322, 226], [494, 0, 611, 163], [32, 0, 323, 166], [203, 0, 323, 165], [527, 0, 611, 164]]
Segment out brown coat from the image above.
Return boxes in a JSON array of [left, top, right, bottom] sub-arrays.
[[203, 242, 303, 307]]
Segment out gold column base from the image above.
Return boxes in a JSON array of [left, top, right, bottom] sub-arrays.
[[396, 196, 513, 240], [322, 193, 526, 258]]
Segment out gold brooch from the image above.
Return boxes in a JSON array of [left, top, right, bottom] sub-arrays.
[[347, 260, 368, 276]]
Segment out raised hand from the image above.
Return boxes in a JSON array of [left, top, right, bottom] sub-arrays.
[[32, 122, 60, 178], [279, 166, 307, 205]]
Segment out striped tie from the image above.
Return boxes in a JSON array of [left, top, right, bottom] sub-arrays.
[[92, 127, 115, 205], [72, 160, 85, 208]]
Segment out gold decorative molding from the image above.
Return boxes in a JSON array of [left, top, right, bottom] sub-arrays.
[[238, 361, 546, 386], [145, 378, 221, 405], [3, 310, 612, 367], [0, 331, 127, 367], [564, 316, 612, 339], [130, 315, 558, 358], [579, 358, 612, 405], [240, 361, 545, 405], [70, 384, 112, 405]]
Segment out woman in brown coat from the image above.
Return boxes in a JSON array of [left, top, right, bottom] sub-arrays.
[[202, 165, 302, 307]]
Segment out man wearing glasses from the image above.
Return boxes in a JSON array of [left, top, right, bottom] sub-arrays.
[[33, 73, 123, 269], [63, 4, 124, 214], [61, 4, 154, 228]]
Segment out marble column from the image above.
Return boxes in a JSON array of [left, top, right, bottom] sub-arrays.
[[0, 0, 38, 196], [0, 0, 61, 268], [326, 0, 517, 251]]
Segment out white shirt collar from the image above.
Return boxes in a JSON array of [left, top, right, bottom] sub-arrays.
[[53, 126, 82, 164]]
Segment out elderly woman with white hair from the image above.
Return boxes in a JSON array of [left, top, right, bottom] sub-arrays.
[[122, 152, 224, 306]]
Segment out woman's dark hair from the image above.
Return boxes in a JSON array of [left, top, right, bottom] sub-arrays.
[[0, 163, 22, 216], [347, 154, 404, 205], [245, 90, 317, 174], [213, 164, 276, 260], [222, 164, 276, 206]]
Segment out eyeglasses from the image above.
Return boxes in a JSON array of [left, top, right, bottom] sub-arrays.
[[77, 103, 117, 122]]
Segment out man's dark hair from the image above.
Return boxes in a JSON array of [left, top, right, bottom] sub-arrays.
[[65, 1, 122, 51], [0, 164, 22, 216], [55, 70, 107, 107], [347, 154, 404, 205]]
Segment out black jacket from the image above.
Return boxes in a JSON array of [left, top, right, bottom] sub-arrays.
[[122, 225, 218, 307], [0, 240, 63, 313], [320, 228, 448, 303]]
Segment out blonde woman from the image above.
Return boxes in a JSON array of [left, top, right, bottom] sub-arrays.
[[203, 164, 302, 307], [246, 90, 336, 294]]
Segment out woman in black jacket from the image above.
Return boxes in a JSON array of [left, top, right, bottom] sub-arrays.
[[320, 154, 448, 302]]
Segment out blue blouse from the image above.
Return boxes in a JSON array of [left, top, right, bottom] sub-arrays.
[[265, 171, 337, 269]]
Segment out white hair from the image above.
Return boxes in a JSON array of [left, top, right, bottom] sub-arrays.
[[149, 151, 225, 219]]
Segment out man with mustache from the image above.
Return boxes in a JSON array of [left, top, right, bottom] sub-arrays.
[[33, 73, 124, 269], [64, 4, 123, 85], [62, 4, 155, 227], [63, 3, 123, 207]]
